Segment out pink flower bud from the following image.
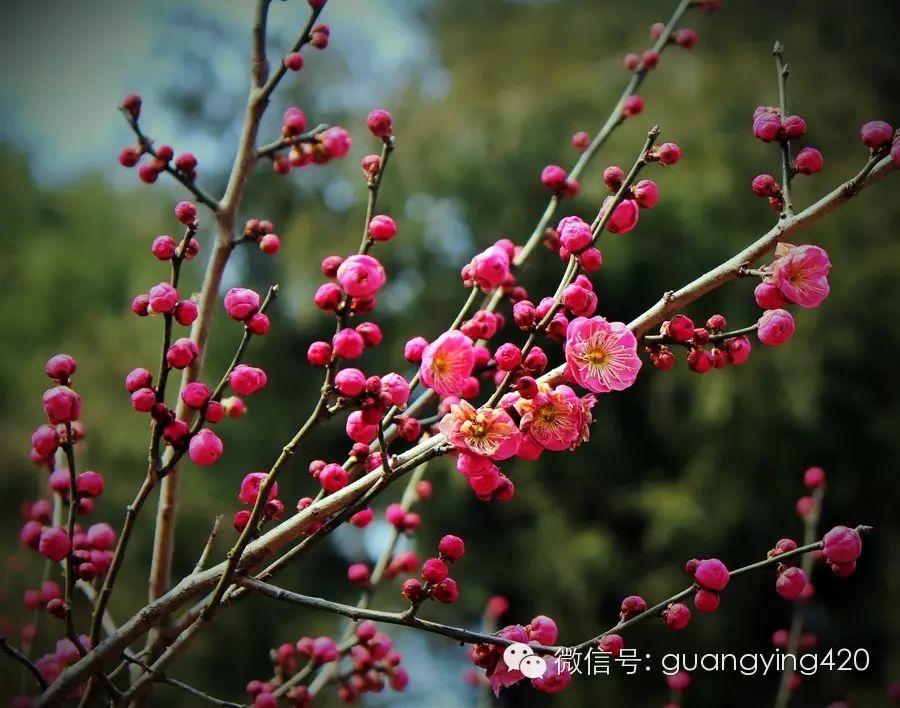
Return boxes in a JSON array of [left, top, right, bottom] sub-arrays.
[[131, 388, 156, 412], [540, 164, 567, 192], [754, 281, 785, 309], [246, 312, 270, 335], [751, 174, 779, 196], [348, 563, 370, 584], [781, 115, 806, 140], [259, 234, 281, 254], [579, 247, 603, 271], [860, 120, 894, 149], [623, 53, 640, 71], [599, 633, 624, 656], [32, 425, 59, 457], [657, 142, 681, 165], [381, 372, 410, 406], [284, 51, 304, 71], [122, 93, 142, 119], [694, 558, 730, 591], [775, 567, 808, 599], [148, 282, 178, 314], [431, 577, 459, 603], [356, 322, 382, 347], [641, 50, 659, 70], [346, 410, 378, 444], [757, 308, 795, 346], [438, 534, 465, 561], [238, 472, 277, 505], [557, 216, 592, 253], [322, 127, 352, 158], [421, 557, 448, 583], [224, 288, 261, 321], [181, 382, 211, 409], [366, 109, 393, 139], [599, 197, 640, 234], [175, 152, 197, 172], [188, 429, 223, 466], [337, 254, 386, 298], [675, 28, 698, 48], [335, 368, 366, 397], [332, 328, 365, 359], [86, 523, 115, 551], [43, 386, 81, 424], [76, 471, 104, 498], [404, 337, 428, 363], [633, 179, 659, 208], [350, 507, 374, 527], [166, 338, 198, 369], [119, 146, 141, 167], [307, 341, 332, 367], [725, 335, 752, 365], [623, 95, 644, 118], [229, 365, 267, 396], [39, 528, 70, 562], [661, 602, 691, 630], [46, 354, 77, 383], [174, 201, 197, 225], [368, 214, 397, 242], [822, 525, 862, 564], [174, 300, 199, 326], [469, 246, 511, 290], [603, 165, 625, 192], [803, 466, 826, 488], [793, 147, 823, 175], [311, 636, 338, 664], [494, 343, 523, 371], [571, 131, 590, 150], [753, 111, 782, 142]]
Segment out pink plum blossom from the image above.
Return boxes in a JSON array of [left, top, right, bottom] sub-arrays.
[[468, 245, 511, 291], [507, 383, 595, 451], [419, 330, 475, 397], [439, 400, 521, 460], [770, 244, 831, 308], [564, 316, 642, 393]]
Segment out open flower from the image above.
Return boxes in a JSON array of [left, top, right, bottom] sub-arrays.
[[770, 244, 831, 308], [509, 383, 595, 452], [419, 330, 475, 397], [564, 316, 642, 393], [440, 400, 521, 460]]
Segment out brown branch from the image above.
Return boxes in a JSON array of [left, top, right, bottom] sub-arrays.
[[239, 525, 872, 658]]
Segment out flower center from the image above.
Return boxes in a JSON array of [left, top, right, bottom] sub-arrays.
[[432, 355, 449, 374], [586, 346, 608, 367]]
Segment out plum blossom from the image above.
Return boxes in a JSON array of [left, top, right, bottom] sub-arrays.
[[564, 316, 642, 393], [506, 383, 595, 452], [419, 330, 475, 397], [770, 244, 831, 308], [439, 400, 521, 460]]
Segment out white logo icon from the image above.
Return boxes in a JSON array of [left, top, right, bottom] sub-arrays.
[[502, 642, 547, 678]]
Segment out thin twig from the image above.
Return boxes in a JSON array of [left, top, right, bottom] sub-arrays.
[[1, 635, 49, 690]]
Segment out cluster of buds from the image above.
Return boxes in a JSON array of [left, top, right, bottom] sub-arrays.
[[462, 240, 518, 292], [471, 614, 570, 694], [242, 219, 282, 255], [276, 108, 352, 174], [400, 534, 465, 605], [622, 17, 701, 76], [685, 558, 731, 613], [117, 94, 200, 185], [647, 313, 751, 373], [233, 473, 285, 531], [247, 622, 407, 706], [539, 164, 580, 198]]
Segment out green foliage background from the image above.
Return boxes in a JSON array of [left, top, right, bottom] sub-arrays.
[[1, 1, 898, 705]]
